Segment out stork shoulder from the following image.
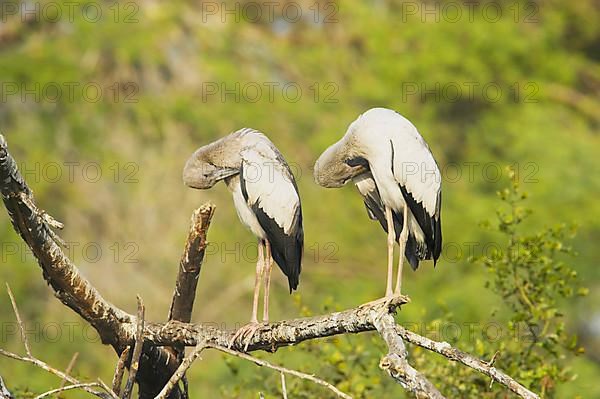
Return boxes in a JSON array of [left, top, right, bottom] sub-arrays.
[[239, 147, 301, 235]]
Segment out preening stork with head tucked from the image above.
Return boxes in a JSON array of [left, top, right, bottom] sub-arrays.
[[314, 107, 442, 300], [183, 128, 303, 346]]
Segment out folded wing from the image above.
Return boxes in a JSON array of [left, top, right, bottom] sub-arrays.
[[240, 140, 303, 292]]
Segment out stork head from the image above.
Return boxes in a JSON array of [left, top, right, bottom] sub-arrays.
[[314, 141, 368, 188], [183, 147, 238, 189]]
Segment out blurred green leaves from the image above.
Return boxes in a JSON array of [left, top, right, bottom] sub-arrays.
[[473, 168, 585, 397], [224, 171, 586, 398], [1, 0, 599, 396]]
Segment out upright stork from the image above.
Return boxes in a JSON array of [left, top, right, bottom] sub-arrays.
[[314, 108, 442, 300], [183, 128, 303, 346]]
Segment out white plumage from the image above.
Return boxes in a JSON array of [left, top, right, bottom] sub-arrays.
[[226, 175, 266, 239], [314, 107, 442, 297], [347, 108, 441, 215], [239, 141, 301, 235], [183, 128, 303, 345]]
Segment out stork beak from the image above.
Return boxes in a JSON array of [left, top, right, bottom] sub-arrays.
[[213, 167, 239, 181]]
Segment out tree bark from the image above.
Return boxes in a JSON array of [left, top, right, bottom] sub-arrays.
[[0, 135, 540, 399]]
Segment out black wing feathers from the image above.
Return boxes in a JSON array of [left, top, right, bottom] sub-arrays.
[[252, 204, 303, 292], [240, 163, 303, 292], [399, 185, 442, 264], [433, 192, 442, 261]]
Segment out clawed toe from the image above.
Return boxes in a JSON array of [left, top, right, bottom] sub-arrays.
[[359, 293, 408, 318], [360, 295, 393, 309], [229, 322, 264, 351]]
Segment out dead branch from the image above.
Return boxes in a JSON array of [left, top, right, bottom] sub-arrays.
[[155, 342, 206, 399], [34, 383, 103, 399], [168, 205, 214, 323], [165, 204, 215, 398], [98, 380, 116, 397], [140, 296, 410, 351], [205, 344, 352, 399], [280, 373, 288, 399], [6, 283, 31, 357], [395, 325, 540, 399], [0, 135, 181, 398], [112, 347, 130, 396], [123, 297, 146, 399], [0, 286, 117, 399], [372, 311, 445, 399], [0, 350, 113, 398], [0, 134, 540, 399], [0, 135, 133, 346], [136, 342, 184, 398], [136, 299, 537, 398], [59, 352, 79, 391], [0, 376, 13, 399]]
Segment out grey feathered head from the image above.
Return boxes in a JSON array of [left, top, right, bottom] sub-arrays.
[[183, 135, 241, 189]]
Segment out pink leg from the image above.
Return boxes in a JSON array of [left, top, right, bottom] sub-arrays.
[[250, 239, 265, 323], [262, 241, 274, 323], [385, 206, 395, 297], [359, 207, 404, 314], [229, 240, 265, 350], [394, 204, 409, 295]]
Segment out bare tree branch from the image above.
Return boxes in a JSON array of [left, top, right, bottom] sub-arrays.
[[168, 205, 215, 323], [6, 283, 31, 357], [34, 383, 103, 399], [112, 347, 130, 396], [140, 296, 410, 350], [0, 376, 13, 399], [98, 380, 117, 398], [372, 311, 445, 398], [0, 135, 182, 398], [395, 325, 540, 399], [280, 373, 288, 399], [163, 204, 215, 398], [59, 352, 79, 391], [0, 349, 114, 399], [0, 135, 541, 399], [136, 300, 538, 399], [205, 344, 352, 399], [0, 289, 118, 399], [136, 342, 184, 398], [123, 297, 146, 399], [155, 342, 206, 399], [0, 135, 134, 347]]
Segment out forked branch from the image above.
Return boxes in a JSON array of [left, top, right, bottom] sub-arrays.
[[373, 311, 445, 398], [0, 135, 540, 399], [1, 285, 117, 399]]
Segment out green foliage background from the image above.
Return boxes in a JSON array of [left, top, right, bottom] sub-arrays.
[[0, 0, 599, 397]]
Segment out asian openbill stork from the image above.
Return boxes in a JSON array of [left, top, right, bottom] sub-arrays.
[[314, 107, 442, 301], [183, 128, 303, 347]]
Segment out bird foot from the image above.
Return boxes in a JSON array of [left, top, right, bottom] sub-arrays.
[[229, 321, 265, 352], [359, 293, 408, 317], [361, 295, 397, 321], [360, 295, 394, 309]]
